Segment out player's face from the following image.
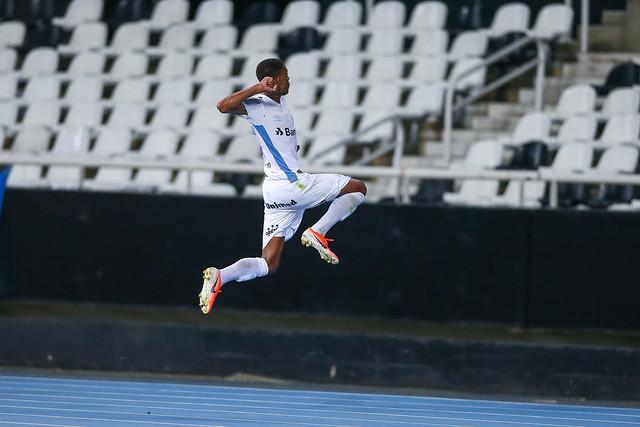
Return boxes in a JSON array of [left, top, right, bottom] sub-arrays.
[[276, 67, 290, 95]]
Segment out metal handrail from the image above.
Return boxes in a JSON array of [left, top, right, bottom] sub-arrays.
[[443, 36, 549, 164], [5, 153, 640, 208]]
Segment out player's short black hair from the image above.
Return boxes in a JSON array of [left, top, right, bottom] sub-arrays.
[[256, 58, 285, 81]]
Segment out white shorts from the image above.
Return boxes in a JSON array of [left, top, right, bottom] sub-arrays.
[[261, 173, 351, 247]]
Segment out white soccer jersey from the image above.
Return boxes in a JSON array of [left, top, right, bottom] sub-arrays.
[[240, 95, 301, 182]]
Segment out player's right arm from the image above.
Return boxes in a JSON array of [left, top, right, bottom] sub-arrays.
[[216, 77, 278, 115]]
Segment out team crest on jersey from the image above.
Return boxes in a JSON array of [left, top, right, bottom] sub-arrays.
[[265, 224, 279, 236]]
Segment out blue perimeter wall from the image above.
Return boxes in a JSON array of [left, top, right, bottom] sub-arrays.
[[1, 189, 639, 330]]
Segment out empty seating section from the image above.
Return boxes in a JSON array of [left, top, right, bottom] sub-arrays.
[[4, 0, 616, 206]]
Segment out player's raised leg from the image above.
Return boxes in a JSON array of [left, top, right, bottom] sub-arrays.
[[198, 237, 284, 315], [302, 178, 367, 264]]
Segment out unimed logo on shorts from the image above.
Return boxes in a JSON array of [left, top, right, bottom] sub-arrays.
[[264, 200, 298, 209]]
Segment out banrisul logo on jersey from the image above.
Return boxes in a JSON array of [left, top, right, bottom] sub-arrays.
[[274, 127, 295, 136], [265, 200, 298, 209]]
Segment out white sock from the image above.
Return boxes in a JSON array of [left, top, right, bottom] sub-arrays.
[[220, 257, 269, 285], [311, 192, 365, 235]]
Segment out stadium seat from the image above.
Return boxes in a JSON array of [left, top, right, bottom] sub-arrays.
[[506, 141, 549, 170], [366, 57, 404, 82], [84, 166, 131, 190], [0, 103, 18, 128], [179, 130, 222, 159], [409, 56, 448, 82], [356, 109, 397, 143], [191, 0, 233, 29], [366, 1, 406, 29], [365, 30, 404, 56], [0, 48, 17, 73], [448, 58, 487, 90], [111, 79, 150, 103], [138, 129, 179, 157], [312, 109, 353, 137], [407, 1, 447, 32], [66, 52, 105, 76], [190, 106, 230, 132], [155, 25, 196, 51], [443, 141, 503, 205], [601, 88, 640, 117], [492, 180, 545, 208], [0, 75, 16, 99], [448, 31, 488, 59], [53, 0, 103, 28], [91, 128, 132, 155], [47, 165, 83, 189], [51, 127, 90, 154], [321, 1, 362, 28], [597, 114, 640, 145], [361, 83, 401, 109], [106, 103, 145, 129], [195, 80, 234, 105], [63, 102, 103, 128], [305, 134, 346, 165], [403, 84, 445, 116], [409, 30, 449, 56], [322, 29, 362, 54], [0, 21, 25, 48], [109, 23, 150, 52], [286, 53, 320, 81], [238, 24, 280, 53], [109, 52, 149, 78], [20, 48, 58, 76], [195, 54, 234, 80], [320, 81, 358, 108], [529, 4, 573, 39], [153, 79, 193, 105], [21, 76, 60, 102], [589, 145, 639, 208], [554, 115, 597, 143], [593, 61, 640, 96], [555, 85, 596, 116], [486, 3, 530, 37], [324, 55, 362, 80], [63, 22, 108, 50], [284, 81, 316, 108], [156, 53, 194, 79], [6, 165, 45, 188], [147, 105, 189, 130], [547, 142, 594, 206], [11, 127, 51, 153], [20, 102, 60, 128], [280, 0, 320, 29], [224, 135, 261, 162], [510, 112, 551, 144], [144, 0, 189, 29], [199, 26, 238, 52]]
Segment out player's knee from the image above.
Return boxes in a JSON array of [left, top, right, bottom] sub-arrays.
[[262, 254, 280, 274]]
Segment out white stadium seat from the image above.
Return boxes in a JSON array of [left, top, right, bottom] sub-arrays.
[[112, 79, 150, 103], [195, 54, 234, 80], [7, 165, 44, 188], [409, 56, 448, 82], [12, 127, 51, 153], [596, 145, 639, 173], [511, 112, 551, 144], [92, 128, 132, 155], [551, 142, 593, 171], [0, 21, 25, 47], [305, 134, 346, 165], [66, 52, 105, 76], [366, 30, 404, 55], [404, 84, 445, 116], [195, 80, 234, 105], [530, 4, 573, 39], [410, 30, 449, 56], [323, 29, 361, 54], [322, 1, 362, 28], [602, 88, 640, 117], [139, 129, 179, 156], [153, 79, 193, 104], [65, 22, 108, 50], [284, 81, 316, 108], [448, 31, 488, 59], [179, 130, 222, 159], [199, 26, 238, 51], [22, 76, 61, 101], [190, 106, 230, 131], [597, 114, 640, 145], [313, 109, 353, 136], [555, 84, 596, 116], [21, 102, 60, 127], [156, 53, 194, 79], [449, 58, 487, 90], [366, 57, 404, 82], [281, 0, 320, 28], [0, 48, 17, 73], [238, 24, 280, 53], [110, 24, 150, 52], [0, 75, 17, 99], [286, 53, 320, 81], [145, 0, 189, 29], [106, 104, 146, 128], [148, 105, 190, 130], [110, 52, 149, 78], [367, 1, 406, 29], [192, 0, 233, 28], [325, 55, 362, 80], [20, 48, 58, 76], [320, 81, 358, 108], [157, 26, 196, 50], [487, 3, 530, 36], [492, 180, 546, 208], [53, 0, 103, 28], [407, 1, 447, 31], [52, 127, 91, 154], [555, 115, 597, 143], [0, 103, 18, 127], [63, 102, 103, 128], [224, 135, 261, 161]]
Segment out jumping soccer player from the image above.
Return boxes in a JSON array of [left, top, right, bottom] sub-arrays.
[[198, 58, 367, 315]]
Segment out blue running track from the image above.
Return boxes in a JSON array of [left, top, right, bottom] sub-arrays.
[[0, 374, 638, 426]]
